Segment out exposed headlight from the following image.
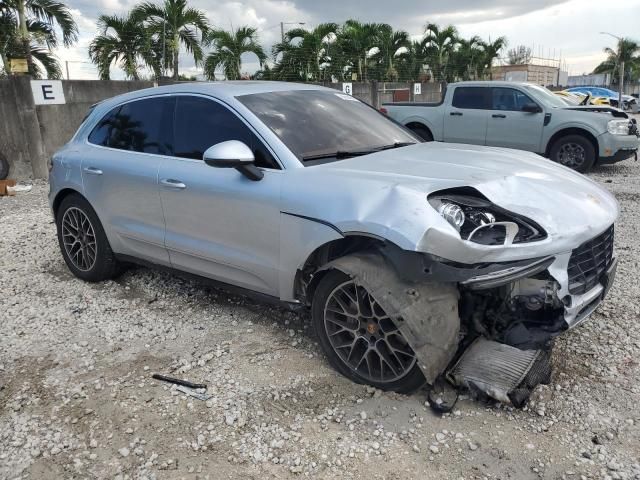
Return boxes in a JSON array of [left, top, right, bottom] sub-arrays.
[[607, 119, 630, 135], [438, 202, 465, 230], [429, 191, 546, 245]]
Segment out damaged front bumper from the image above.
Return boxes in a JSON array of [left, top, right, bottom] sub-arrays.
[[381, 223, 616, 346]]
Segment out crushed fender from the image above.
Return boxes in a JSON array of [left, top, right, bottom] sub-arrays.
[[321, 253, 460, 385]]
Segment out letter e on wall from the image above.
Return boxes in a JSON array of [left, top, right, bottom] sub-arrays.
[[30, 80, 66, 105]]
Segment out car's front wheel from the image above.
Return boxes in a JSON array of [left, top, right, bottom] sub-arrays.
[[549, 134, 596, 173], [312, 269, 425, 393], [56, 193, 121, 282]]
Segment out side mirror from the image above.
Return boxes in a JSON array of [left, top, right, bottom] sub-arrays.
[[522, 102, 542, 113], [203, 140, 263, 181]]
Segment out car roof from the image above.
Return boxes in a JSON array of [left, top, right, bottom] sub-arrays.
[[448, 80, 537, 88], [94, 81, 332, 110]]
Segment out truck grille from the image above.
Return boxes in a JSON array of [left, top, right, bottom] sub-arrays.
[[567, 225, 614, 295]]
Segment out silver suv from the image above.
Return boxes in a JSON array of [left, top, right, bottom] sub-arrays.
[[49, 82, 618, 397]]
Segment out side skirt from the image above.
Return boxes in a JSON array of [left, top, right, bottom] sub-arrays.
[[115, 254, 303, 312]]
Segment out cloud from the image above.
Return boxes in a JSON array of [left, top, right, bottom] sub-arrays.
[[52, 0, 640, 80]]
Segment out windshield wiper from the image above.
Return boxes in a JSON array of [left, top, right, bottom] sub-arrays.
[[302, 142, 416, 161]]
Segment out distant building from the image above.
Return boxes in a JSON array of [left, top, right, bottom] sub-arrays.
[[566, 73, 611, 87], [490, 64, 566, 87]]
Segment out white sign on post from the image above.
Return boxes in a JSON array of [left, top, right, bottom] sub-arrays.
[[30, 80, 66, 105], [413, 83, 422, 95], [342, 82, 353, 95]]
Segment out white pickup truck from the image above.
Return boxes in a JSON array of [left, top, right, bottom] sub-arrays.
[[383, 81, 639, 172]]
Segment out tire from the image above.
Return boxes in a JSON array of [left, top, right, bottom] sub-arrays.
[[312, 269, 426, 393], [55, 193, 121, 282], [407, 124, 433, 142], [549, 134, 596, 173], [0, 152, 8, 180]]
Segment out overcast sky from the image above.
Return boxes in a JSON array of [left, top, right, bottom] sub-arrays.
[[55, 0, 640, 80]]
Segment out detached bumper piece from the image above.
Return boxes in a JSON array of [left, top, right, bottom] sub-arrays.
[[448, 338, 551, 407]]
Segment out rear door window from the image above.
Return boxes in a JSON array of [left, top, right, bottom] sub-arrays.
[[88, 97, 174, 155], [451, 87, 490, 109]]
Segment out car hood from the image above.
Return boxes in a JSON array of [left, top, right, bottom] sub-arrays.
[[285, 142, 618, 263]]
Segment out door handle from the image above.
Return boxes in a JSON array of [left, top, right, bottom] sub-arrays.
[[492, 114, 506, 118], [450, 111, 463, 116], [160, 178, 186, 189], [83, 167, 103, 175]]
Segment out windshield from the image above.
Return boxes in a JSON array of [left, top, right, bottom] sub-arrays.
[[237, 90, 418, 163], [522, 84, 568, 109]]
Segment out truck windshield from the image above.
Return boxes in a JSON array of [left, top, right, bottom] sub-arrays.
[[522, 84, 568, 109], [237, 90, 418, 163]]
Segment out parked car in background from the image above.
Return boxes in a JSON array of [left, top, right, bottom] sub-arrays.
[[567, 86, 637, 110], [49, 82, 619, 400], [383, 81, 639, 172], [554, 90, 610, 106]]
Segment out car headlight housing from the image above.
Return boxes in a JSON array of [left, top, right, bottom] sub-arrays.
[[428, 190, 546, 246], [607, 119, 630, 135]]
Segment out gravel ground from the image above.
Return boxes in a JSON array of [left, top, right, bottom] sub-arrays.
[[1, 157, 639, 480]]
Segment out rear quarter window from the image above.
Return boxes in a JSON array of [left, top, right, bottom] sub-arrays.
[[88, 97, 174, 155]]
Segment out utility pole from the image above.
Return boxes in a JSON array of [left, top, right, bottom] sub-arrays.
[[619, 59, 624, 109], [162, 12, 166, 79], [279, 21, 305, 43], [65, 61, 70, 80], [600, 32, 624, 109]]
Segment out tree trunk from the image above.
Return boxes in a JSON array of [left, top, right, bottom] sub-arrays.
[[16, 0, 32, 74], [1, 52, 10, 74], [172, 33, 179, 80]]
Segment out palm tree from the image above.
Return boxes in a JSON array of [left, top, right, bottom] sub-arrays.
[[0, 0, 76, 76], [132, 0, 208, 80], [594, 38, 640, 85], [272, 23, 338, 82], [371, 24, 410, 81], [203, 26, 266, 80], [422, 23, 458, 82], [339, 20, 383, 81], [394, 40, 428, 82], [451, 36, 483, 81], [89, 14, 161, 80], [478, 37, 507, 79]]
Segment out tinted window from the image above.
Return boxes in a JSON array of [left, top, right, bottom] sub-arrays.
[[88, 97, 174, 155], [237, 90, 418, 163], [492, 88, 537, 111], [173, 96, 279, 169], [452, 87, 490, 109]]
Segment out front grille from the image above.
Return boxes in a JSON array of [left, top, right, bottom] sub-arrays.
[[567, 225, 614, 295]]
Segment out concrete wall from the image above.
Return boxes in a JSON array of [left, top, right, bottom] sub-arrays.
[[0, 77, 155, 179], [1, 78, 446, 179], [35, 80, 155, 167], [0, 76, 46, 179]]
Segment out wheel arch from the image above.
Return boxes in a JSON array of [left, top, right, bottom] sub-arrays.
[[405, 121, 434, 140], [545, 127, 599, 158], [52, 187, 85, 216], [295, 234, 391, 305]]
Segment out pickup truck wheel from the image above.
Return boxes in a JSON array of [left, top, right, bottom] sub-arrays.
[[312, 269, 425, 393], [56, 193, 121, 282], [549, 134, 595, 173], [407, 124, 433, 142]]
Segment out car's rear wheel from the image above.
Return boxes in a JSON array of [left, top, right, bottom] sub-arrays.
[[312, 269, 425, 393], [56, 193, 121, 282], [549, 134, 596, 173]]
